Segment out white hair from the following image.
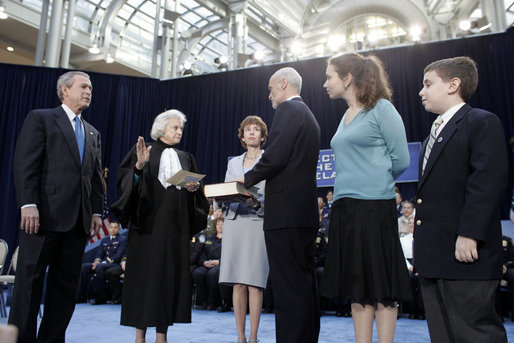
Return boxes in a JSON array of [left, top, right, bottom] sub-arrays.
[[150, 109, 187, 140], [272, 67, 302, 93]]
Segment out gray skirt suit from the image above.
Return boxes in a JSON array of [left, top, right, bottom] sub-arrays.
[[218, 152, 269, 288]]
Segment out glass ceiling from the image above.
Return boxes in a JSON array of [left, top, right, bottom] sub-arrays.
[[10, 0, 514, 78]]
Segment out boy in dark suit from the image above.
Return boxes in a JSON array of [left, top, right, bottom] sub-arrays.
[[415, 56, 508, 342]]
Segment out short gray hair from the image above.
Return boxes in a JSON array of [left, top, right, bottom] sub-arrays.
[[150, 109, 187, 140], [57, 71, 90, 101], [272, 67, 302, 93]]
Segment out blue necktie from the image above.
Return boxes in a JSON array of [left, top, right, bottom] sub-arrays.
[[74, 116, 85, 164]]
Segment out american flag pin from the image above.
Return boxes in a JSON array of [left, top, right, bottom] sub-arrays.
[[89, 132, 94, 135], [437, 137, 443, 142]]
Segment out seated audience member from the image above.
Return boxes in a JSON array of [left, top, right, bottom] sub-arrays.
[[318, 197, 330, 230], [400, 217, 424, 319], [78, 221, 127, 304], [398, 200, 415, 237], [205, 206, 222, 237], [500, 235, 514, 321], [324, 190, 334, 211], [192, 217, 231, 312], [190, 230, 206, 274], [395, 185, 403, 217], [105, 254, 127, 304]]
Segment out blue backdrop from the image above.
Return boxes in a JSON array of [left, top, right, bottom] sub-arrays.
[[1, 29, 513, 259]]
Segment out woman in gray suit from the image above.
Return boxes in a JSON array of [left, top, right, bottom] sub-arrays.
[[219, 115, 269, 343]]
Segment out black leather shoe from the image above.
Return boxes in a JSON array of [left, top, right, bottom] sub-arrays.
[[112, 297, 122, 305], [263, 307, 273, 314], [90, 299, 106, 305], [408, 314, 416, 319], [217, 304, 231, 312], [418, 314, 426, 320], [206, 304, 217, 311]]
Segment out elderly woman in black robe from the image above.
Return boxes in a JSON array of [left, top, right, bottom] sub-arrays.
[[112, 109, 209, 343]]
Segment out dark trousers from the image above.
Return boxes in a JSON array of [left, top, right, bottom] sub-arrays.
[[420, 277, 507, 343], [8, 223, 88, 343], [79, 262, 117, 301], [192, 265, 231, 306], [105, 265, 124, 301], [265, 227, 320, 343], [407, 271, 424, 315]]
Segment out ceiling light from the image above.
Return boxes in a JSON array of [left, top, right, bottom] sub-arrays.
[[410, 26, 422, 41], [88, 43, 100, 54], [327, 35, 344, 52], [0, 5, 8, 20], [253, 50, 265, 61], [368, 31, 379, 43], [183, 61, 192, 70], [219, 55, 228, 64], [290, 40, 304, 56], [106, 54, 114, 64], [6, 46, 14, 52], [459, 20, 471, 31]]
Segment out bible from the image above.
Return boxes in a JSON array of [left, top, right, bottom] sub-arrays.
[[204, 181, 259, 202]]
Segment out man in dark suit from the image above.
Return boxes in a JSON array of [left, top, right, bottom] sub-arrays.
[[415, 57, 508, 342], [244, 67, 321, 343], [78, 221, 126, 305], [10, 71, 104, 343]]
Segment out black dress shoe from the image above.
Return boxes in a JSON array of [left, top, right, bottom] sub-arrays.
[[217, 304, 231, 312], [418, 314, 426, 320], [206, 304, 217, 311], [112, 298, 122, 305], [90, 299, 106, 305], [408, 314, 416, 319], [342, 311, 351, 317], [262, 307, 273, 314]]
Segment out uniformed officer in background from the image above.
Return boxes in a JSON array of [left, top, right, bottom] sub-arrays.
[[78, 220, 127, 304]]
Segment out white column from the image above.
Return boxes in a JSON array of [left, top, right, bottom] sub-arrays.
[[35, 0, 50, 66], [61, 0, 76, 68], [44, 0, 64, 67]]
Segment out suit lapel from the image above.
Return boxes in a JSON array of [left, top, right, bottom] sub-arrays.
[[54, 106, 82, 169], [418, 104, 470, 189]]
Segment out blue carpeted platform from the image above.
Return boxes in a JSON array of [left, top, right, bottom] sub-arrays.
[[2, 304, 514, 342]]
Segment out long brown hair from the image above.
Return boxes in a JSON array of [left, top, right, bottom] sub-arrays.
[[328, 53, 392, 110]]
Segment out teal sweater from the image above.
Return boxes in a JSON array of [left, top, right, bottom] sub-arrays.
[[331, 98, 409, 201]]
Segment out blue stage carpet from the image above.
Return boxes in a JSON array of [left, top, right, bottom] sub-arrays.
[[2, 305, 514, 342]]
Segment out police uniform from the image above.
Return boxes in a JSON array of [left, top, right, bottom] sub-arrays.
[[190, 230, 206, 274], [78, 234, 127, 303], [191, 235, 230, 309]]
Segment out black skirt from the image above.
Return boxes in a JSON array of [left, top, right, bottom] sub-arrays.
[[320, 198, 411, 305]]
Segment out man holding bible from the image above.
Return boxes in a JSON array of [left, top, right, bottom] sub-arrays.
[[244, 67, 321, 343]]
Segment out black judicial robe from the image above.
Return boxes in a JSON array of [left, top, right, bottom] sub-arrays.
[[112, 139, 208, 328]]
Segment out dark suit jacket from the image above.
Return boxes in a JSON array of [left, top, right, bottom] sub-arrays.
[[244, 97, 320, 230], [13, 105, 104, 234], [414, 104, 508, 280]]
